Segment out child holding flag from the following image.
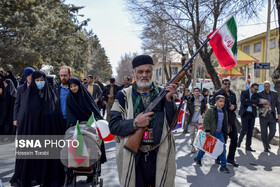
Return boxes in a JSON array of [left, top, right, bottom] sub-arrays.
[[194, 95, 230, 174]]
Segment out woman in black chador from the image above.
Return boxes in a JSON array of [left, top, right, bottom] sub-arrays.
[[6, 70, 18, 89], [0, 79, 17, 135], [10, 71, 65, 187], [66, 77, 107, 169]]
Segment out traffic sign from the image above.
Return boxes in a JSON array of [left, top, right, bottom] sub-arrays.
[[254, 63, 270, 69]]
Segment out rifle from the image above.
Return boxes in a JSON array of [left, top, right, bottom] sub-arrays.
[[124, 38, 210, 155]]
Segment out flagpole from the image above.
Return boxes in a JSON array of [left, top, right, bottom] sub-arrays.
[[208, 15, 235, 39]]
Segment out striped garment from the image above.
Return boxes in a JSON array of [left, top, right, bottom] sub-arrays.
[[111, 86, 176, 187]]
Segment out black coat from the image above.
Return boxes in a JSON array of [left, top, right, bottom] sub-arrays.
[[239, 89, 259, 117], [103, 84, 120, 102], [84, 83, 103, 100], [258, 90, 280, 118], [212, 89, 237, 125], [95, 81, 105, 91]]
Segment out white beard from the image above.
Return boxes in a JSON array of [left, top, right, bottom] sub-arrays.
[[135, 76, 152, 89]]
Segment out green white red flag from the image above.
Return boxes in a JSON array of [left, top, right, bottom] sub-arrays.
[[86, 113, 96, 127], [207, 16, 237, 70], [68, 121, 89, 165]]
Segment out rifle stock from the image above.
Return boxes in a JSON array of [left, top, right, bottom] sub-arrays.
[[124, 38, 210, 154], [123, 127, 147, 155]]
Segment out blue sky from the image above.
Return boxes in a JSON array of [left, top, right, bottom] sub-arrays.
[[65, 1, 277, 75], [65, 0, 142, 75]]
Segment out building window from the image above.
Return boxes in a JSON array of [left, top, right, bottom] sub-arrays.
[[171, 67, 178, 75], [159, 68, 162, 76], [254, 42, 261, 53], [255, 69, 260, 77], [270, 66, 275, 76], [243, 45, 250, 54], [270, 38, 276, 49]]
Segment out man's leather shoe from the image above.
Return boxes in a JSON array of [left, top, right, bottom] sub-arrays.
[[246, 148, 256, 152], [237, 141, 241, 148], [264, 148, 270, 152], [194, 157, 202, 166], [227, 160, 239, 167]]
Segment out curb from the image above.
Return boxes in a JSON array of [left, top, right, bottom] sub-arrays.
[[253, 127, 280, 147], [236, 118, 280, 147]]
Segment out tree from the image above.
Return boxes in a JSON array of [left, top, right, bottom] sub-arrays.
[[86, 31, 112, 82], [126, 0, 263, 90], [115, 53, 137, 85], [0, 0, 90, 77]]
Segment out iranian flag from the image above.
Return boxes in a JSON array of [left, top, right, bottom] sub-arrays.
[[86, 113, 96, 129], [207, 16, 237, 70], [68, 121, 89, 165]]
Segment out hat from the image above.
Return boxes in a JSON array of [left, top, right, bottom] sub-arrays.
[[132, 55, 153, 69], [24, 67, 35, 78]]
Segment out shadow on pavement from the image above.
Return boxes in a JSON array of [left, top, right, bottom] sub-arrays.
[[236, 150, 258, 171], [257, 151, 280, 171], [187, 163, 235, 187]]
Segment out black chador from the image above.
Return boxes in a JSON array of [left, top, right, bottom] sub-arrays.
[[0, 79, 16, 135], [10, 71, 65, 187], [66, 77, 106, 163]]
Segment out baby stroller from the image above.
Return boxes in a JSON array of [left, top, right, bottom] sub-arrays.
[[60, 122, 103, 187]]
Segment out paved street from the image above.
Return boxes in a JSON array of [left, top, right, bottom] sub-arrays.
[[1, 130, 280, 187]]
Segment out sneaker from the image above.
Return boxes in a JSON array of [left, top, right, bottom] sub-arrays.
[[219, 166, 230, 174], [194, 157, 202, 166]]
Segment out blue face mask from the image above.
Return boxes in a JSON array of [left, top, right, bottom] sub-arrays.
[[35, 81, 45, 90]]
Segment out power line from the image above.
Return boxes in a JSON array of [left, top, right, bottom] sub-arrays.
[[239, 21, 278, 27]]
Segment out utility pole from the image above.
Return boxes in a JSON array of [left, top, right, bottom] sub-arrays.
[[264, 0, 271, 81]]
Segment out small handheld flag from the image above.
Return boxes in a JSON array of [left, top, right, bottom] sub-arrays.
[[96, 120, 116, 141], [68, 121, 89, 165], [86, 113, 96, 129]]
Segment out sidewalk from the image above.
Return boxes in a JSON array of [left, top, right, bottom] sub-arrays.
[[237, 117, 280, 146]]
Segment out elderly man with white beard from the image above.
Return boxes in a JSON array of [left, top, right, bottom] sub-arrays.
[[109, 55, 178, 187]]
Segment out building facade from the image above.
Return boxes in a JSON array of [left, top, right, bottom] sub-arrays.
[[237, 28, 279, 83]]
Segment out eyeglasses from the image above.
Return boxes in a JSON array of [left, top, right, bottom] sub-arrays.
[[224, 83, 231, 85]]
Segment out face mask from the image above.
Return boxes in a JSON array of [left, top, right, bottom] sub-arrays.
[[35, 81, 45, 90]]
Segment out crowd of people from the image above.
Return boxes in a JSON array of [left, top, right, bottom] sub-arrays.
[[0, 54, 280, 186], [0, 65, 131, 186], [184, 79, 280, 174]]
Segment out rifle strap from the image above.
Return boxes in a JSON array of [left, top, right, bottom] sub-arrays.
[[140, 93, 185, 152]]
